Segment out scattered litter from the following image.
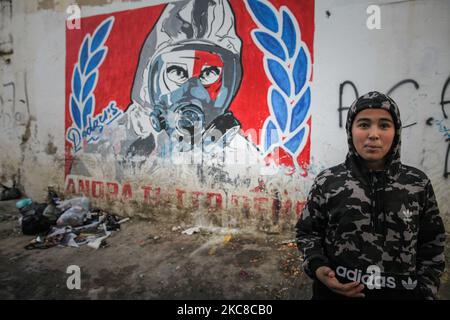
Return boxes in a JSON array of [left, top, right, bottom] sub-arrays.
[[181, 225, 238, 236], [42, 204, 61, 223], [16, 198, 32, 209], [55, 197, 90, 227], [172, 225, 182, 232], [182, 226, 201, 235], [57, 196, 90, 212], [61, 233, 79, 248], [56, 205, 87, 227], [103, 213, 121, 231], [87, 233, 110, 250], [18, 201, 52, 235], [118, 218, 130, 224], [23, 195, 124, 251]]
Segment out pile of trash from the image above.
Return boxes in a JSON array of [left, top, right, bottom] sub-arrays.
[[16, 191, 128, 250], [1, 182, 21, 201]]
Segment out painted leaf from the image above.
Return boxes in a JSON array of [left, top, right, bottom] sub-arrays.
[[290, 88, 310, 132], [72, 66, 81, 102], [85, 49, 106, 76], [284, 127, 305, 154], [264, 119, 280, 152], [83, 96, 94, 129], [271, 88, 288, 132], [254, 31, 286, 60], [79, 36, 89, 74], [91, 17, 114, 53], [247, 0, 278, 33], [293, 47, 307, 94], [267, 59, 290, 96], [82, 72, 97, 103], [70, 95, 82, 130], [281, 11, 296, 58]]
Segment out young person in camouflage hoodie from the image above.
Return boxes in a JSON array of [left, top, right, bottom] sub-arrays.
[[296, 91, 446, 300]]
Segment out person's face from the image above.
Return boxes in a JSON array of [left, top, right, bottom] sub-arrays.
[[159, 49, 224, 100], [151, 49, 227, 137], [351, 108, 395, 170]]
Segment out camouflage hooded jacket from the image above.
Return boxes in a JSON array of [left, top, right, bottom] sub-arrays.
[[296, 92, 446, 299]]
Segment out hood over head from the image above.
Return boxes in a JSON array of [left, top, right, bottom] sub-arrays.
[[345, 91, 402, 173]]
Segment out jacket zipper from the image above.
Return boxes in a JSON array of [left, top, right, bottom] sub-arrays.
[[369, 173, 384, 234]]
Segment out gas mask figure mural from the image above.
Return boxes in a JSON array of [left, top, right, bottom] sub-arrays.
[[69, 0, 263, 181], [126, 0, 248, 159], [67, 0, 314, 191]]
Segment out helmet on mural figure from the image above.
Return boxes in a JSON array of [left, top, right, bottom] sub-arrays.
[[130, 0, 243, 148]]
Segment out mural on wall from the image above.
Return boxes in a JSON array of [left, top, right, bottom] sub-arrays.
[[65, 0, 314, 210]]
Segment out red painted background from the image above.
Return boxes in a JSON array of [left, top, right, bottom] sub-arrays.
[[65, 0, 314, 176]]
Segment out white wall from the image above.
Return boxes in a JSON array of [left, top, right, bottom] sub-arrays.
[[312, 0, 450, 224]]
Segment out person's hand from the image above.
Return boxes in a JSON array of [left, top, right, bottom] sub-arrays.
[[315, 266, 365, 298]]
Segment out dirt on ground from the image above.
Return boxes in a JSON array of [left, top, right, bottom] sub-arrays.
[[0, 199, 448, 300], [0, 199, 312, 299]]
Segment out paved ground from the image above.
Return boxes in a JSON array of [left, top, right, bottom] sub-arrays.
[[0, 199, 448, 300]]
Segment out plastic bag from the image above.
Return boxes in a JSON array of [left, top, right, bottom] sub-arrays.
[[56, 205, 87, 227], [42, 204, 62, 223], [19, 202, 52, 235], [57, 196, 90, 212]]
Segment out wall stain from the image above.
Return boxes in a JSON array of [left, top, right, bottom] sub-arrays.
[[37, 0, 55, 10], [20, 117, 32, 145], [45, 141, 57, 155]]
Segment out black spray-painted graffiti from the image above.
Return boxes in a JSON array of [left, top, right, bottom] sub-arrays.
[[338, 77, 450, 178], [426, 76, 450, 178], [0, 73, 30, 129], [338, 79, 419, 129], [439, 77, 449, 120]]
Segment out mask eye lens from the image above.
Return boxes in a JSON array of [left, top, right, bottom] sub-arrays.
[[199, 66, 222, 86], [166, 64, 189, 85]]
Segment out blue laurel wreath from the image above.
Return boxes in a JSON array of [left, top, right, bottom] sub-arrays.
[[69, 17, 114, 140], [245, 0, 311, 167]]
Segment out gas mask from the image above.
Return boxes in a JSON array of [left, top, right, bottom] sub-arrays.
[[148, 45, 241, 152]]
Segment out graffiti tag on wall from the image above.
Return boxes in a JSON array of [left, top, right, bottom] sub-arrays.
[[65, 175, 305, 218]]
